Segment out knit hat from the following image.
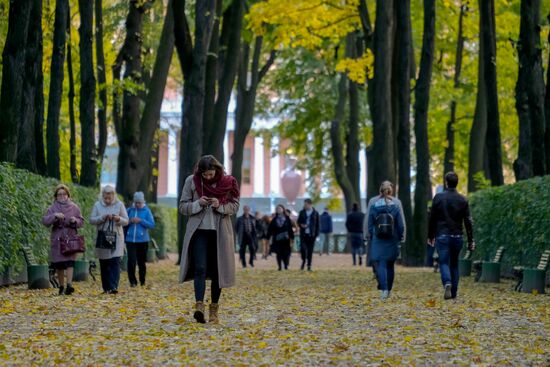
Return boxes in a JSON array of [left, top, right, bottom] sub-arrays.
[[133, 191, 145, 203]]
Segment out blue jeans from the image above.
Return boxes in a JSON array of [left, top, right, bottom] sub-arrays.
[[99, 257, 121, 292], [375, 260, 395, 291], [435, 235, 463, 298]]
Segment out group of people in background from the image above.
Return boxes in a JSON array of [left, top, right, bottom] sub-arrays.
[[42, 153, 474, 324], [42, 185, 155, 296]]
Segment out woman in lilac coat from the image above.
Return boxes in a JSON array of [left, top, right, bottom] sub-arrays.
[[42, 184, 84, 295]]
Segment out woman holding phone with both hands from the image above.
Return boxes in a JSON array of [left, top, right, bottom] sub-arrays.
[[178, 155, 240, 324]]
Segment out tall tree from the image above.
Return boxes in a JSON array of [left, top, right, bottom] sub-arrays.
[[78, 0, 97, 187], [67, 4, 78, 183], [468, 0, 503, 191], [0, 0, 33, 164], [46, 0, 69, 179], [95, 0, 108, 162], [330, 34, 361, 213], [481, 0, 504, 186], [115, 1, 148, 202], [393, 0, 413, 257], [136, 0, 175, 202], [370, 0, 396, 198], [513, 0, 546, 180], [231, 37, 275, 186], [17, 0, 46, 174], [411, 0, 436, 266], [443, 3, 466, 178], [202, 0, 245, 161], [545, 13, 550, 174], [174, 0, 217, 262]]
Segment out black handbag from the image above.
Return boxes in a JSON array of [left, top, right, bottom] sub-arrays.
[[275, 231, 290, 242], [96, 220, 117, 250]]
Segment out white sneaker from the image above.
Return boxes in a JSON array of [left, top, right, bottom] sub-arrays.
[[380, 290, 389, 300]]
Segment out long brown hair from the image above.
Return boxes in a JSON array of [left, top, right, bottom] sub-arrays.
[[194, 155, 225, 178]]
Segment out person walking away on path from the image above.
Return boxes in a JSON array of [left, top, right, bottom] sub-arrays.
[[346, 203, 365, 266], [367, 181, 405, 300], [267, 204, 295, 270], [255, 212, 270, 259], [235, 205, 257, 268], [319, 207, 333, 255], [297, 199, 320, 271], [428, 172, 475, 300], [90, 185, 129, 295], [178, 155, 240, 324], [42, 184, 85, 295], [125, 191, 155, 287]]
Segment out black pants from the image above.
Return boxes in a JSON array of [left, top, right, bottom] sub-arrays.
[[99, 257, 121, 292], [300, 235, 316, 269], [127, 242, 148, 286], [190, 230, 221, 303], [275, 240, 291, 270], [239, 232, 255, 267]]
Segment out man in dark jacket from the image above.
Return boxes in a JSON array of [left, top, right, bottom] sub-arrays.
[[346, 203, 365, 266], [297, 199, 320, 271], [428, 172, 475, 300], [319, 208, 333, 255], [235, 205, 257, 268]]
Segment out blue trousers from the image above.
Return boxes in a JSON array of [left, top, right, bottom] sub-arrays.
[[99, 257, 121, 292], [435, 235, 463, 298], [375, 260, 395, 291]]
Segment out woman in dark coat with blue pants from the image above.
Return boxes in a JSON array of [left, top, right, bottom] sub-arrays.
[[367, 181, 405, 300]]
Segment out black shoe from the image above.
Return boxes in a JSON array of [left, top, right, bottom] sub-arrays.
[[140, 281, 145, 287], [130, 283, 137, 288], [65, 284, 75, 295], [249, 262, 254, 268], [58, 286, 65, 295], [307, 267, 312, 271], [300, 263, 305, 270], [110, 289, 119, 295]]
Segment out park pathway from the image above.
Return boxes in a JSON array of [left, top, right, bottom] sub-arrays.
[[0, 254, 548, 366]]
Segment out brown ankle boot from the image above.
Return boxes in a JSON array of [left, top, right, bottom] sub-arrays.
[[194, 301, 206, 323], [209, 303, 219, 324]]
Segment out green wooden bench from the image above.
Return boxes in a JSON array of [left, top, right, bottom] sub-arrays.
[[474, 246, 505, 283], [20, 246, 51, 290], [513, 249, 550, 294]]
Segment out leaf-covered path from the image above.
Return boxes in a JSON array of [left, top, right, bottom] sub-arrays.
[[0, 255, 548, 366]]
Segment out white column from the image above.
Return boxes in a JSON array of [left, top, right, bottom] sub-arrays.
[[254, 136, 264, 195]]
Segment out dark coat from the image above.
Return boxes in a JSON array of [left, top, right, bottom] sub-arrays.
[[346, 210, 365, 234], [267, 215, 295, 254], [319, 212, 333, 233], [235, 214, 257, 246], [297, 208, 320, 239], [367, 196, 405, 262]]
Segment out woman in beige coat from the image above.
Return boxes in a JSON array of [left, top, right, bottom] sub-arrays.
[[179, 155, 240, 324]]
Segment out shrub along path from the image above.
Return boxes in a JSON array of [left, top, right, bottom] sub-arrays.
[[0, 255, 548, 366]]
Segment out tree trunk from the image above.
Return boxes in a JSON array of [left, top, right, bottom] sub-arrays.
[[207, 0, 245, 161], [545, 13, 550, 174], [468, 59, 488, 192], [116, 1, 147, 203], [330, 74, 354, 213], [67, 5, 78, 183], [443, 3, 465, 178], [371, 0, 396, 196], [394, 0, 413, 260], [0, 0, 33, 163], [481, 0, 504, 186], [17, 0, 46, 175], [513, 0, 546, 180], [78, 0, 97, 187], [231, 38, 275, 187], [136, 0, 175, 195], [412, 0, 435, 266], [346, 34, 361, 204], [174, 0, 217, 263], [95, 0, 108, 162], [46, 0, 68, 179]]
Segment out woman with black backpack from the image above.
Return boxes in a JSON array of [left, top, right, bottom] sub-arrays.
[[366, 181, 405, 300]]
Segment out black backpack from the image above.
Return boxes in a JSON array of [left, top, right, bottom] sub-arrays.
[[374, 202, 394, 239]]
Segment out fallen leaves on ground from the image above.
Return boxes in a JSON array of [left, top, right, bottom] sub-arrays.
[[0, 256, 548, 366]]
